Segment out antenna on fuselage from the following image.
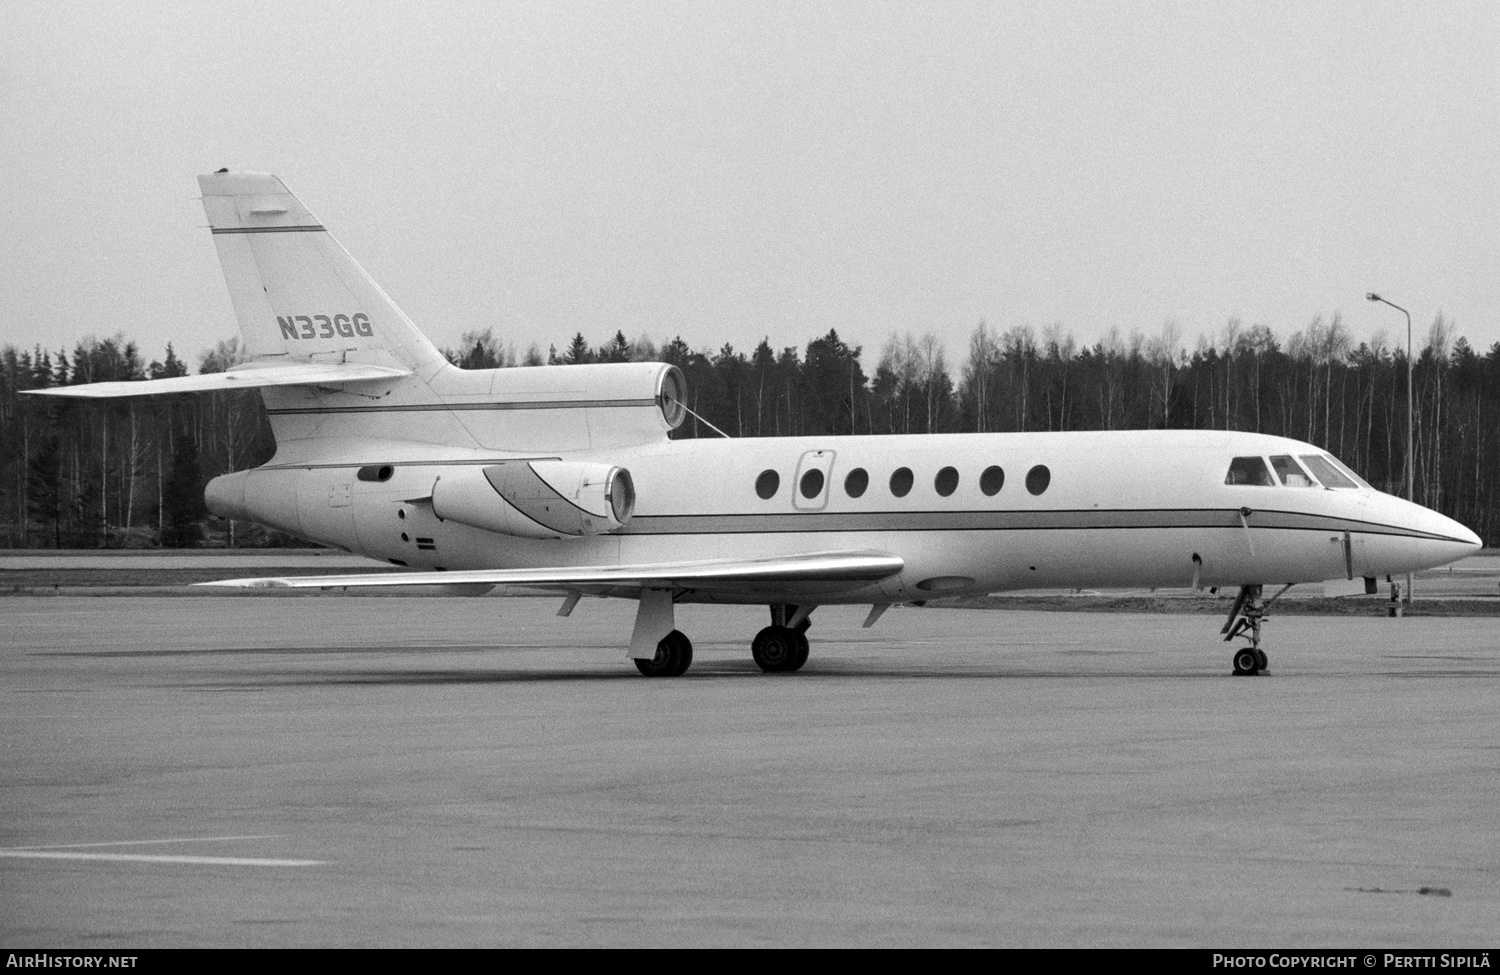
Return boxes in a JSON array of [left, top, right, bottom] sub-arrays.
[[668, 395, 731, 438]]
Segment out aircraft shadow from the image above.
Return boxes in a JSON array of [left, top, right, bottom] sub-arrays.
[[193, 661, 1227, 688]]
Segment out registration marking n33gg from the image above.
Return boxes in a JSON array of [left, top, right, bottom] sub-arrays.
[[278, 314, 373, 340]]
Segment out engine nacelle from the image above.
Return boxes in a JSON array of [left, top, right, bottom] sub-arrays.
[[431, 461, 635, 539]]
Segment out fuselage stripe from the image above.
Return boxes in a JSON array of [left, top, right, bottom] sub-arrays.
[[613, 509, 1459, 542]]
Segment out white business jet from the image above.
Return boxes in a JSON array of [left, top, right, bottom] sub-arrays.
[[32, 171, 1482, 677]]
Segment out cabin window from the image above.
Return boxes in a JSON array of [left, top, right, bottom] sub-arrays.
[[844, 468, 869, 498], [1225, 456, 1275, 486], [755, 469, 780, 499], [890, 467, 914, 498], [357, 464, 394, 482], [800, 468, 826, 500], [1270, 455, 1316, 487], [1299, 454, 1359, 489], [935, 466, 959, 497], [1026, 465, 1051, 496], [980, 466, 1004, 496]]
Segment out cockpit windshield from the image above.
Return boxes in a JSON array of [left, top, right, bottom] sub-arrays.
[[1299, 454, 1359, 489], [1225, 452, 1370, 490], [1324, 454, 1373, 490]]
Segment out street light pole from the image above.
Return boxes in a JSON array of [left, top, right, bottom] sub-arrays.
[[1367, 292, 1414, 603]]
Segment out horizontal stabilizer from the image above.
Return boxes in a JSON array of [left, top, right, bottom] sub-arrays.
[[23, 362, 411, 399], [196, 550, 904, 597]]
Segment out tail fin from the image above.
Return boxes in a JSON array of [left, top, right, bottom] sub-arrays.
[[198, 171, 448, 379]]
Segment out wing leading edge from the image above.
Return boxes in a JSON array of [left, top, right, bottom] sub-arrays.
[[195, 550, 905, 598]]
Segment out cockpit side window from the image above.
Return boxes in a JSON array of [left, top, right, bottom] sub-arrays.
[[1270, 455, 1317, 487], [1225, 456, 1275, 486], [1299, 454, 1359, 489]]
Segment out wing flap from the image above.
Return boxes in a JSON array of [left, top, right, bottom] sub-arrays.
[[23, 361, 410, 399], [196, 550, 904, 596]]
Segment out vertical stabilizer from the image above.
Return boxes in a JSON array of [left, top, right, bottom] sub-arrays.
[[198, 171, 448, 380]]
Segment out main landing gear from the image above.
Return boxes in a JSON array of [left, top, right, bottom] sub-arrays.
[[1221, 584, 1292, 676], [634, 629, 693, 677], [634, 604, 814, 677], [752, 604, 811, 674]]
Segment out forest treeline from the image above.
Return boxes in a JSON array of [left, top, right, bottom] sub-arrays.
[[4, 311, 1498, 548]]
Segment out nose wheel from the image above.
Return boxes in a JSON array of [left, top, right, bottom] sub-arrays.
[[1232, 646, 1269, 676], [1222, 584, 1287, 676]]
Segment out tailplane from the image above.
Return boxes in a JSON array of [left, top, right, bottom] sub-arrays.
[[198, 170, 448, 380], [27, 172, 679, 458]]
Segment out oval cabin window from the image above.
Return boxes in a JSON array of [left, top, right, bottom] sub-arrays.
[[1025, 465, 1051, 496], [890, 467, 914, 498], [934, 466, 959, 497], [799, 468, 825, 500], [980, 466, 1004, 496], [844, 468, 869, 498], [755, 469, 780, 500]]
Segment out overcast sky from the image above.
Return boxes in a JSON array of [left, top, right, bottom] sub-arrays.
[[2, 0, 1496, 372]]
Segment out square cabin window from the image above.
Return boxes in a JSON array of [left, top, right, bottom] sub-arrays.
[[1225, 456, 1275, 486], [1270, 455, 1317, 488]]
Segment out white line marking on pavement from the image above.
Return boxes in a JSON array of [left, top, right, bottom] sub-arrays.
[[9, 834, 284, 850], [0, 850, 324, 867]]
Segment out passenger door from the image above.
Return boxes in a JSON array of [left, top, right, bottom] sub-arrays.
[[792, 450, 836, 511]]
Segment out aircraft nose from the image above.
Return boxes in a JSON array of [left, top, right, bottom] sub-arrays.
[[1453, 518, 1483, 551], [1421, 506, 1482, 560], [1367, 494, 1483, 573]]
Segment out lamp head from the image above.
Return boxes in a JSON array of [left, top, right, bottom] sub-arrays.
[[1366, 293, 1381, 302]]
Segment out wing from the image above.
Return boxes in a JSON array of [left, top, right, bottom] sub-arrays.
[[196, 550, 904, 600], [22, 362, 410, 398]]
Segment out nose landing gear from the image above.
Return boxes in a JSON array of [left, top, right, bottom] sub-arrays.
[[1222, 584, 1291, 676]]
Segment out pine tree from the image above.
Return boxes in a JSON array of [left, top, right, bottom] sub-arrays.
[[149, 343, 188, 380], [27, 437, 63, 548], [562, 333, 593, 365], [160, 436, 207, 547]]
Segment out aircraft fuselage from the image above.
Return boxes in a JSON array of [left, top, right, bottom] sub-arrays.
[[208, 427, 1477, 605]]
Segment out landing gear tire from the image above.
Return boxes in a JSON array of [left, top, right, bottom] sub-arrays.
[[1232, 647, 1261, 676], [752, 625, 806, 673], [635, 630, 693, 677], [789, 631, 810, 672], [1255, 648, 1268, 673]]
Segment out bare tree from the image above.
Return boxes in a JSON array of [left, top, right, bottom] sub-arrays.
[[963, 320, 997, 433], [1146, 321, 1182, 428]]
